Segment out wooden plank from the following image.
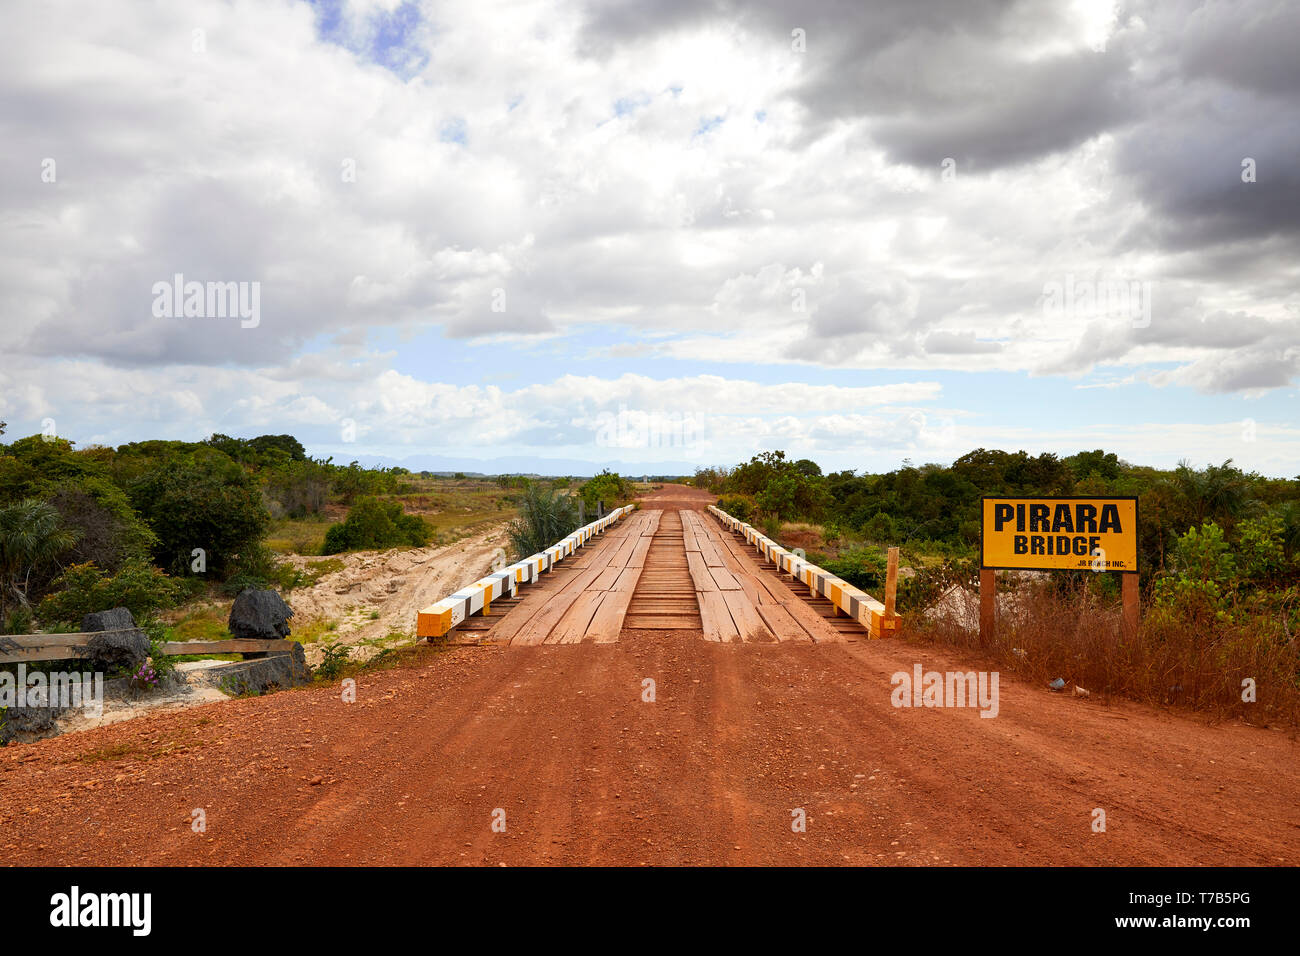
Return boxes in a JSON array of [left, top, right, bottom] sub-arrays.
[[710, 535, 850, 643], [567, 531, 622, 568], [612, 567, 642, 591], [640, 511, 661, 536], [506, 561, 608, 645], [588, 566, 622, 591], [512, 587, 588, 645], [738, 575, 767, 606], [698, 535, 725, 568], [1122, 571, 1139, 636], [718, 532, 762, 569], [756, 603, 813, 643], [0, 646, 89, 663], [1, 634, 91, 651], [740, 564, 846, 643], [708, 565, 742, 591], [628, 536, 652, 568], [546, 591, 607, 644], [980, 568, 996, 647], [751, 567, 800, 604], [683, 532, 701, 552], [719, 548, 747, 575], [720, 588, 774, 642], [884, 546, 899, 619], [777, 595, 845, 643], [686, 552, 717, 591], [160, 639, 296, 655], [698, 590, 739, 643], [604, 534, 638, 570], [585, 570, 642, 642]]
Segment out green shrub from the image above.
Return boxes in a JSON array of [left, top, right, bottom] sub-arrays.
[[0, 497, 79, 628], [321, 497, 431, 554], [1154, 521, 1235, 621], [896, 556, 978, 612], [220, 571, 269, 597], [5, 606, 34, 635], [717, 496, 752, 522], [38, 559, 183, 626], [507, 482, 578, 558], [860, 511, 898, 544], [814, 546, 889, 592], [578, 470, 631, 513], [316, 641, 350, 680]]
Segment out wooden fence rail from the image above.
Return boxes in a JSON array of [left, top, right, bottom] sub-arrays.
[[1, 631, 297, 665]]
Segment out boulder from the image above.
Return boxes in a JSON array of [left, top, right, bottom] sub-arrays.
[[203, 642, 311, 696], [81, 606, 136, 634], [80, 606, 149, 673], [0, 703, 63, 745], [227, 589, 294, 640]]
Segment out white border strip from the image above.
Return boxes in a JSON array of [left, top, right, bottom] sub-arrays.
[[708, 505, 899, 638]]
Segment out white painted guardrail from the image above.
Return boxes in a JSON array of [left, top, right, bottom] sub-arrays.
[[708, 505, 900, 638], [417, 505, 636, 638]]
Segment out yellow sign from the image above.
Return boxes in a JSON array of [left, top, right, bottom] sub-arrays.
[[981, 497, 1138, 572]]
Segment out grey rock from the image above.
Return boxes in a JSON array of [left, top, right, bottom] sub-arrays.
[[227, 589, 295, 641], [0, 703, 63, 745], [81, 606, 136, 634], [80, 606, 149, 673], [203, 643, 311, 696]]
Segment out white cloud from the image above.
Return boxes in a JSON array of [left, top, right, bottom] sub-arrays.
[[2, 0, 1297, 474]]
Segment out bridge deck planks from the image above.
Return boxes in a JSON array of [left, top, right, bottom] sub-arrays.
[[698, 590, 740, 642], [546, 590, 608, 644], [686, 551, 717, 591], [755, 603, 813, 643], [476, 504, 865, 645]]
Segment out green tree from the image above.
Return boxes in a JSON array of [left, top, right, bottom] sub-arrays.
[[126, 450, 270, 575], [578, 470, 630, 513], [0, 498, 79, 626]]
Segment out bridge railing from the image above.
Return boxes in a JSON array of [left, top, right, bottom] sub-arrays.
[[708, 505, 900, 639], [416, 505, 636, 639]]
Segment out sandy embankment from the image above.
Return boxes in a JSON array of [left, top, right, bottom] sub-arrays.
[[283, 524, 512, 661]]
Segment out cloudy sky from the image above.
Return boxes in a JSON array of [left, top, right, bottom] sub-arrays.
[[2, 0, 1297, 476]]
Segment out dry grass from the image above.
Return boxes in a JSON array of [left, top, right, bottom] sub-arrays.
[[266, 479, 514, 554], [909, 577, 1300, 728]]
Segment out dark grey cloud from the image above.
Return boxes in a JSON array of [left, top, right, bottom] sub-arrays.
[[583, 0, 1131, 170], [1112, 1, 1300, 252]]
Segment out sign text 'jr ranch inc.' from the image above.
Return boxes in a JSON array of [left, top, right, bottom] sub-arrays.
[[981, 497, 1138, 572]]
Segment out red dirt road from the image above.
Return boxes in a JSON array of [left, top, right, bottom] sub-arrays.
[[2, 486, 1297, 866]]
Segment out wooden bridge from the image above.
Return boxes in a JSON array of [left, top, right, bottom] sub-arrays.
[[423, 499, 899, 645]]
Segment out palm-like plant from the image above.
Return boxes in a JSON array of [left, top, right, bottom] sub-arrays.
[[0, 498, 79, 623], [1170, 459, 1251, 526], [506, 482, 578, 559]]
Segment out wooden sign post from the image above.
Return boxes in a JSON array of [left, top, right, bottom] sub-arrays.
[[884, 546, 899, 626], [979, 568, 997, 646], [980, 496, 1140, 645], [1122, 571, 1139, 635]]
